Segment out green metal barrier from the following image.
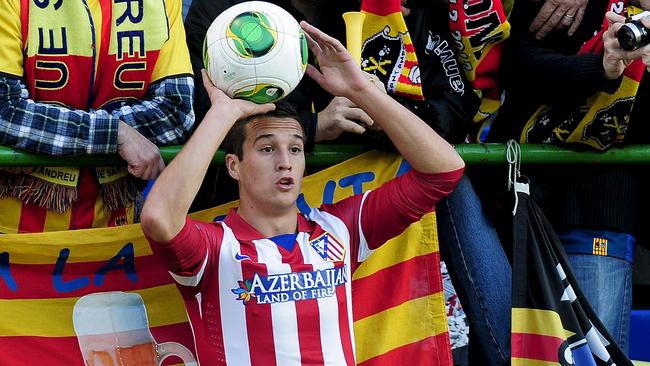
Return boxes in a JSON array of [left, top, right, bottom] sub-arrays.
[[0, 144, 649, 166]]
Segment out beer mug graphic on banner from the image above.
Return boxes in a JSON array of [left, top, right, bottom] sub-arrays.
[[72, 291, 197, 366]]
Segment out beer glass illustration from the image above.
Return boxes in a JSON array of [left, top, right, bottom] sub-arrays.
[[73, 291, 197, 366]]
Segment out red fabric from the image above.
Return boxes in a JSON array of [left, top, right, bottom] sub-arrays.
[[360, 0, 401, 16]]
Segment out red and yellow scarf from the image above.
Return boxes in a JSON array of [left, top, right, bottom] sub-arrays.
[[360, 0, 424, 100], [3, 0, 170, 213]]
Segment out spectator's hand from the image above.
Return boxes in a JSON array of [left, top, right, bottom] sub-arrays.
[[401, 0, 410, 16], [201, 69, 275, 121], [602, 12, 635, 79], [529, 0, 587, 39], [117, 121, 165, 180], [315, 97, 373, 141], [300, 21, 374, 100], [0, 167, 34, 174], [606, 14, 650, 73]]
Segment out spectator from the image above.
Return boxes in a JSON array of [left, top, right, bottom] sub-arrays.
[[0, 0, 194, 233], [486, 0, 650, 354], [140, 21, 464, 365]]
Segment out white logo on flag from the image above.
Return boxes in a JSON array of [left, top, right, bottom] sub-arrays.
[[310, 233, 345, 262]]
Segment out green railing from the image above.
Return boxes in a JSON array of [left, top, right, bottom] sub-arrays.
[[0, 144, 649, 166]]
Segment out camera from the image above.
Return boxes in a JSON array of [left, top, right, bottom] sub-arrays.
[[617, 11, 650, 51]]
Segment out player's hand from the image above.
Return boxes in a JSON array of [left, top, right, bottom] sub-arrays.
[[0, 167, 35, 174], [529, 0, 587, 39], [201, 69, 275, 121], [315, 97, 374, 141], [300, 21, 373, 99], [117, 121, 165, 180]]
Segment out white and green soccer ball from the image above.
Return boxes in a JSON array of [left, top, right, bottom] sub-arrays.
[[203, 1, 308, 104]]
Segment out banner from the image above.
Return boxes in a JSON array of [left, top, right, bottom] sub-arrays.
[[0, 151, 451, 365], [511, 181, 632, 366]]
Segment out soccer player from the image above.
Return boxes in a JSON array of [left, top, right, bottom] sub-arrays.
[[141, 21, 464, 365]]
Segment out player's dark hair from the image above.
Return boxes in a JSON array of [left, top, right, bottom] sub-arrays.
[[222, 100, 302, 161]]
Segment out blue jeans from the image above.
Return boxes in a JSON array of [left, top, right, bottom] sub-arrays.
[[182, 0, 192, 20], [437, 175, 511, 366], [565, 253, 633, 354]]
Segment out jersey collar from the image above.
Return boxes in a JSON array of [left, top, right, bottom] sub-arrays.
[[223, 208, 315, 242]]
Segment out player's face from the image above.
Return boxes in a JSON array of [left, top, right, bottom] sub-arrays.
[[231, 117, 306, 213]]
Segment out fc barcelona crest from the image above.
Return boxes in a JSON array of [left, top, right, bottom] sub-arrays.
[[309, 232, 345, 262]]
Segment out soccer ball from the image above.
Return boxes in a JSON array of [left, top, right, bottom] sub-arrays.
[[203, 1, 308, 104]]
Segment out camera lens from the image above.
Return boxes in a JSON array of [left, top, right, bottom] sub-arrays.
[[617, 24, 641, 51], [617, 18, 650, 51]]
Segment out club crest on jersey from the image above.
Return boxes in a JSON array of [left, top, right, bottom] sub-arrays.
[[232, 265, 348, 305], [310, 232, 345, 262]]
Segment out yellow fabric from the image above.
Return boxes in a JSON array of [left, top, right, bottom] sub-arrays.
[[150, 0, 192, 81], [0, 195, 23, 234], [3, 223, 151, 264], [512, 308, 575, 339], [354, 292, 447, 363], [95, 166, 130, 185], [0, 0, 23, 77], [511, 359, 560, 366], [0, 284, 186, 337], [30, 167, 81, 188], [25, 1, 95, 58]]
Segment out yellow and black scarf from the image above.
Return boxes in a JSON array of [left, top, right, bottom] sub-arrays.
[[520, 1, 645, 151]]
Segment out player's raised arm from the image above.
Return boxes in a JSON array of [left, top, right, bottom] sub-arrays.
[[300, 21, 464, 174], [140, 71, 275, 243]]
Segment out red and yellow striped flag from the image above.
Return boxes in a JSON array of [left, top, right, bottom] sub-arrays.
[[0, 151, 451, 365], [0, 224, 195, 365]]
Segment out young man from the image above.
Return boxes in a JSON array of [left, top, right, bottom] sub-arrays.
[[141, 22, 464, 365]]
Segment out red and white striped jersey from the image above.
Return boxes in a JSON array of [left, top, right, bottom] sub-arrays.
[[148, 168, 463, 365]]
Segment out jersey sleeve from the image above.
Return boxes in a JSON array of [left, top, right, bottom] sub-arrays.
[[0, 0, 24, 77], [146, 216, 223, 295], [150, 0, 193, 82], [360, 167, 464, 250], [319, 167, 463, 269]]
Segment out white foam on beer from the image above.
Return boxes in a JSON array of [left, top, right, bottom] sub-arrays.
[[72, 292, 150, 337]]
